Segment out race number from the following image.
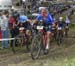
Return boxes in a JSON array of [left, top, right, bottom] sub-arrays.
[[37, 26, 44, 30], [19, 27, 24, 30], [57, 27, 62, 30]]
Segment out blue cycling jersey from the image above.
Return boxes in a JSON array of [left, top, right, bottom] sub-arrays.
[[36, 14, 54, 25]]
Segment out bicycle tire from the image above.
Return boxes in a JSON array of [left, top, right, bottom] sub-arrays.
[[12, 34, 25, 53], [31, 33, 42, 60], [57, 31, 63, 45]]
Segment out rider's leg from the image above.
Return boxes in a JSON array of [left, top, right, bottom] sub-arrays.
[[63, 27, 66, 36], [25, 29, 31, 51], [46, 31, 52, 50], [27, 29, 32, 38], [61, 24, 65, 36], [26, 30, 30, 36], [25, 29, 32, 44], [43, 34, 47, 48]]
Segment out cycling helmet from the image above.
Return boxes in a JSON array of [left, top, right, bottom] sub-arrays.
[[39, 7, 46, 11], [59, 17, 63, 21], [19, 15, 28, 23]]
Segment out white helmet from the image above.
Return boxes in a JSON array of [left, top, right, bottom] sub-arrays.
[[59, 17, 63, 21], [39, 7, 46, 11]]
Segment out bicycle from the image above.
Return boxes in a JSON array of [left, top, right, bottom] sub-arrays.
[[12, 26, 31, 53], [30, 20, 54, 60], [56, 25, 63, 46]]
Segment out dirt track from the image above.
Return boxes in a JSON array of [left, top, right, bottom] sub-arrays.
[[0, 8, 75, 66]]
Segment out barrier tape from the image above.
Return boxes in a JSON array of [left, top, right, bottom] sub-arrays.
[[0, 38, 15, 41]]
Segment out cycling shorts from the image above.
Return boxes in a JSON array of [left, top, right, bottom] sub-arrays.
[[44, 25, 52, 32], [18, 22, 31, 30]]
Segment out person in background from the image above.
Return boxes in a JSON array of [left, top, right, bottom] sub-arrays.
[[9, 15, 16, 47], [65, 15, 71, 27], [58, 17, 66, 36], [12, 11, 19, 24], [0, 11, 9, 49], [0, 13, 2, 39]]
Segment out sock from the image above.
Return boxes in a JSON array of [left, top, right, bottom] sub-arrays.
[[46, 44, 49, 50]]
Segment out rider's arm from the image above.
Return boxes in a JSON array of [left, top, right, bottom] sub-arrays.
[[35, 15, 42, 23], [24, 16, 32, 24], [27, 19, 32, 24], [49, 14, 55, 26], [32, 15, 42, 25]]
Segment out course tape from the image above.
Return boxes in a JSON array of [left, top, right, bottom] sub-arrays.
[[0, 38, 15, 41]]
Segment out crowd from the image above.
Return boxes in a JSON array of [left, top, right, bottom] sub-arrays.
[[0, 11, 19, 49], [0, 7, 71, 50]]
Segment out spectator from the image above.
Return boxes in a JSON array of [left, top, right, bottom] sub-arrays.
[[9, 15, 16, 47], [0, 11, 9, 49], [65, 15, 71, 27], [0, 13, 2, 39], [12, 11, 19, 24]]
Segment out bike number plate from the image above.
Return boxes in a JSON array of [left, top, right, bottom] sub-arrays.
[[37, 26, 43, 29], [19, 27, 24, 30], [57, 27, 62, 30]]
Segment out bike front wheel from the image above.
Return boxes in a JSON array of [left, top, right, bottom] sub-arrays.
[[31, 33, 42, 60], [57, 31, 63, 45]]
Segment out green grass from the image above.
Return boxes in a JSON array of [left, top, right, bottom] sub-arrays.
[[70, 24, 75, 29], [53, 58, 75, 66], [11, 57, 75, 66]]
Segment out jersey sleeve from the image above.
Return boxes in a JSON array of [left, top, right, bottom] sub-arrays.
[[49, 14, 54, 23]]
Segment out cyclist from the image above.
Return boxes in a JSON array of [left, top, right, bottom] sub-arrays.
[[18, 15, 31, 36], [57, 17, 65, 36], [33, 8, 55, 54], [58, 17, 64, 26]]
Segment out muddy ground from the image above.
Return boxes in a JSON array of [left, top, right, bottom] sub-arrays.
[[0, 8, 75, 66], [0, 27, 75, 66]]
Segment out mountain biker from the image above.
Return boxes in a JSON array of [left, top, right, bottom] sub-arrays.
[[18, 15, 31, 36], [58, 17, 64, 27], [33, 8, 55, 54], [57, 17, 65, 36], [11, 11, 20, 37]]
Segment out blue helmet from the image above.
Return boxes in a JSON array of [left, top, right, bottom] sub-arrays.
[[19, 15, 28, 23]]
